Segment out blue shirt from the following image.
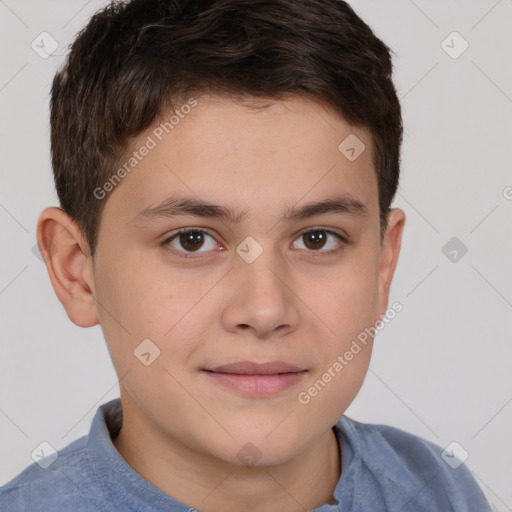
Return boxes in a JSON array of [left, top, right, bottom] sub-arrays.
[[0, 398, 491, 511]]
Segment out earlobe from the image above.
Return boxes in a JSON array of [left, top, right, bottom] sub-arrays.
[[376, 208, 406, 319], [36, 207, 99, 328]]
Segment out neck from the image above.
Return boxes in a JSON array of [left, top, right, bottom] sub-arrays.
[[112, 395, 341, 512]]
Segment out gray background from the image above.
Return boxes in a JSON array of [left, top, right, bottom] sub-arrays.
[[1, 0, 511, 509]]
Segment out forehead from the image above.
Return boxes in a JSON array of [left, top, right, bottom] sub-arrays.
[[104, 94, 378, 224]]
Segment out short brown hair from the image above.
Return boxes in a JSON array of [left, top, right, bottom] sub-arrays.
[[50, 0, 403, 257]]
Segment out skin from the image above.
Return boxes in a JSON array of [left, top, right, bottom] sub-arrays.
[[37, 94, 405, 512]]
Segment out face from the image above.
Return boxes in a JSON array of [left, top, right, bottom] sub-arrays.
[[44, 94, 405, 468]]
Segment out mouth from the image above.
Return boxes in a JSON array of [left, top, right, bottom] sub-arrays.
[[204, 360, 306, 375], [201, 360, 308, 396]]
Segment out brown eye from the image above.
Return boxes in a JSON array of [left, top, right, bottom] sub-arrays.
[[292, 228, 346, 254], [302, 230, 328, 250], [162, 229, 218, 256], [179, 231, 205, 252], [161, 227, 347, 260]]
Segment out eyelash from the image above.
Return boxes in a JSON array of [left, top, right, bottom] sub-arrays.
[[160, 227, 348, 260]]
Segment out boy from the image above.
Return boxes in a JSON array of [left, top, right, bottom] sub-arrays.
[[0, 0, 491, 510]]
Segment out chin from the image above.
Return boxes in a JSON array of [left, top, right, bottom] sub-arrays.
[[221, 428, 305, 468]]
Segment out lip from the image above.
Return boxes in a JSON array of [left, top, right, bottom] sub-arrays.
[[202, 360, 308, 397], [205, 360, 305, 375], [202, 370, 308, 396]]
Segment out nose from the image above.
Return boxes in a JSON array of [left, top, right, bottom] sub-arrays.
[[221, 244, 300, 339]]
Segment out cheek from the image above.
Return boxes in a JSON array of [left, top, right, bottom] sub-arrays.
[[94, 251, 215, 366], [92, 252, 172, 366], [96, 250, 179, 330], [308, 254, 380, 346], [296, 251, 378, 414]]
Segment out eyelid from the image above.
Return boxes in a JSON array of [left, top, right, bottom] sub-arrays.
[[161, 227, 222, 258], [161, 225, 348, 258], [291, 226, 348, 257], [294, 225, 348, 241]]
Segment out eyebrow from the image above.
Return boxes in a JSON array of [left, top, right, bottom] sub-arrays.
[[131, 194, 368, 225]]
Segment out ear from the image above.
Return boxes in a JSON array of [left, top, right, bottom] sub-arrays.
[[36, 207, 99, 327], [376, 208, 406, 320]]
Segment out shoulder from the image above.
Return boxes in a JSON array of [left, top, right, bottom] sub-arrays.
[[336, 416, 491, 511], [0, 435, 103, 512]]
